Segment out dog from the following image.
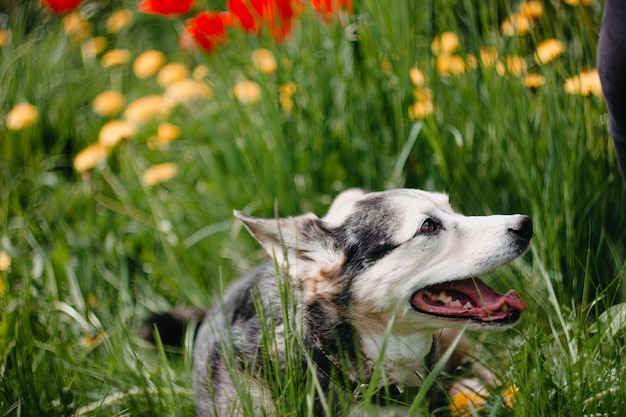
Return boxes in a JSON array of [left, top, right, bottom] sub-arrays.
[[142, 188, 532, 416]]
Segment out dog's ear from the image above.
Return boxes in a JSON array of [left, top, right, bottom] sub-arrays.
[[234, 211, 343, 281], [325, 188, 367, 217]]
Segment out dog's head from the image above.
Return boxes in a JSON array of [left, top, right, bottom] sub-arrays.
[[235, 188, 531, 332]]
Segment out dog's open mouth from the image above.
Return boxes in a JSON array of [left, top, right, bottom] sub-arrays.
[[411, 277, 526, 325]]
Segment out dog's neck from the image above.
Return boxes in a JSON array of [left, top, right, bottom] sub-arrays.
[[358, 330, 435, 387], [304, 302, 435, 389]]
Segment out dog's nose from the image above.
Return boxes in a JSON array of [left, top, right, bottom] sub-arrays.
[[508, 215, 532, 241]]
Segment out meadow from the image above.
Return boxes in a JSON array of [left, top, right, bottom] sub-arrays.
[[1, 0, 625, 415]]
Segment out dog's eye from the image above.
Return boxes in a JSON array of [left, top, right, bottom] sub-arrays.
[[419, 219, 439, 234]]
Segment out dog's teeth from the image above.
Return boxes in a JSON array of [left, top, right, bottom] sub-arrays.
[[463, 302, 473, 309], [439, 291, 453, 304], [500, 304, 510, 312], [450, 300, 462, 308]]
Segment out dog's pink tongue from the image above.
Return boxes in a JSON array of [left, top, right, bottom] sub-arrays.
[[453, 277, 527, 312]]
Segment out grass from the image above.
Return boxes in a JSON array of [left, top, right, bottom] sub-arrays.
[[1, 0, 625, 415]]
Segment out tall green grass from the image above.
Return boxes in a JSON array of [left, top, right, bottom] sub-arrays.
[[1, 0, 625, 415]]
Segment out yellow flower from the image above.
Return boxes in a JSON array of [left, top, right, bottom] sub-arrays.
[[534, 38, 565, 64], [432, 32, 460, 55], [107, 9, 133, 33], [563, 69, 602, 97], [408, 100, 434, 121], [449, 389, 487, 417], [151, 122, 181, 148], [6, 102, 39, 131], [564, 0, 593, 6], [165, 79, 213, 104], [123, 95, 175, 125], [436, 54, 465, 76], [279, 82, 297, 112], [409, 67, 426, 87], [233, 80, 262, 104], [0, 250, 11, 272], [524, 73, 545, 88], [502, 385, 519, 409], [193, 65, 209, 80], [479, 47, 498, 68], [98, 120, 137, 147], [142, 163, 178, 187], [157, 62, 189, 87], [252, 48, 278, 75], [81, 36, 107, 60], [73, 142, 109, 173], [520, 1, 544, 19], [101, 48, 131, 68], [92, 90, 125, 117], [62, 12, 92, 41], [497, 56, 527, 77], [501, 13, 531, 36], [133, 50, 166, 79], [0, 29, 11, 48]]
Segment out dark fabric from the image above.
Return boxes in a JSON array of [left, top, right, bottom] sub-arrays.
[[598, 0, 626, 185]]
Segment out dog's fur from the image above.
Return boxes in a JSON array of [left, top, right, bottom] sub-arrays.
[[142, 188, 532, 416]]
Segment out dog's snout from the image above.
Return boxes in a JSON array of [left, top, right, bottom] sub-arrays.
[[508, 215, 532, 242]]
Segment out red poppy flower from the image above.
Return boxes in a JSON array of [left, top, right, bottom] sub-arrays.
[[40, 0, 83, 14], [183, 11, 232, 54], [227, 0, 301, 42], [310, 0, 352, 21], [138, 0, 194, 17]]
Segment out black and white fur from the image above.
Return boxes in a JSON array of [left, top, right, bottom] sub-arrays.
[[143, 188, 532, 416]]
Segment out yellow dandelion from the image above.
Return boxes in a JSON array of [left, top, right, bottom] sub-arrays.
[[502, 385, 520, 409], [0, 29, 11, 48], [501, 13, 531, 36], [101, 48, 131, 68], [520, 1, 544, 19], [155, 122, 181, 147], [92, 90, 125, 117], [564, 0, 592, 6], [381, 59, 393, 73], [107, 9, 133, 33], [165, 79, 213, 104], [81, 36, 107, 60], [414, 87, 433, 102], [279, 82, 297, 112], [62, 11, 92, 41], [449, 389, 487, 417], [432, 32, 460, 55], [142, 163, 178, 187], [98, 120, 137, 147], [563, 69, 602, 97], [466, 53, 478, 70], [252, 48, 278, 75], [133, 50, 166, 79], [73, 142, 109, 173], [505, 56, 528, 77], [6, 102, 39, 131], [0, 250, 11, 272], [123, 95, 175, 125], [408, 100, 434, 121], [192, 65, 209, 80], [409, 67, 426, 87], [436, 54, 465, 76], [534, 38, 565, 64], [479, 47, 498, 68], [524, 73, 545, 88], [234, 80, 262, 105], [157, 62, 189, 87]]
